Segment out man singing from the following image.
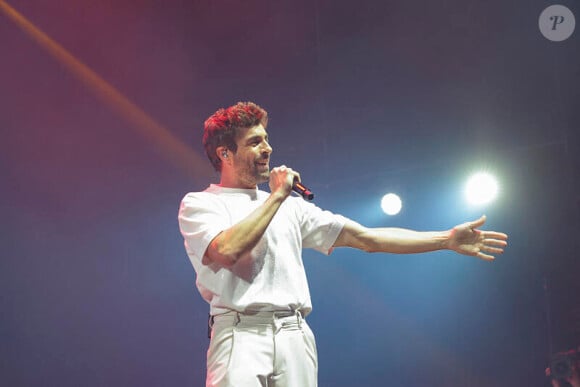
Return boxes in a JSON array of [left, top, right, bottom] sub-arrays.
[[178, 101, 508, 387]]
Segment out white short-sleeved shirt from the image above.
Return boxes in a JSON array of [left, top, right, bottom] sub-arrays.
[[178, 184, 346, 316]]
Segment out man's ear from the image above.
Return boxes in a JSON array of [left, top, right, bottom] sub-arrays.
[[216, 146, 229, 163]]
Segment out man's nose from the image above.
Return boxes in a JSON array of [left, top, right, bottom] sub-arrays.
[[262, 142, 272, 154]]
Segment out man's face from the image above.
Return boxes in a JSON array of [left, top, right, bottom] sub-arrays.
[[228, 124, 272, 188]]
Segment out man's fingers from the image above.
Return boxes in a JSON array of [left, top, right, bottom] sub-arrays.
[[482, 246, 505, 254], [483, 231, 508, 240], [292, 171, 301, 183], [476, 252, 495, 261], [468, 215, 486, 230], [476, 241, 506, 260], [272, 165, 300, 185], [484, 238, 508, 247]]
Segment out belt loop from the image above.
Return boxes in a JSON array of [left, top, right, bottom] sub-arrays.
[[296, 309, 302, 328], [207, 314, 214, 339], [234, 311, 241, 326], [273, 313, 282, 334]]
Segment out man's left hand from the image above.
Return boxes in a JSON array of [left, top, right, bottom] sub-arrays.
[[447, 215, 508, 261]]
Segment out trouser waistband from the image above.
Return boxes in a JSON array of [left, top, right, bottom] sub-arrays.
[[208, 310, 304, 337]]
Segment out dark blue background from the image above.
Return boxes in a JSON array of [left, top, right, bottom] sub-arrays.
[[2, 1, 579, 386]]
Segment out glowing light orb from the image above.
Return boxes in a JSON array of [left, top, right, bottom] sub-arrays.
[[465, 172, 499, 205], [381, 193, 402, 215]]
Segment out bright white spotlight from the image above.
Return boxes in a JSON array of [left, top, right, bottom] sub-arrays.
[[465, 172, 499, 205], [381, 193, 402, 215]]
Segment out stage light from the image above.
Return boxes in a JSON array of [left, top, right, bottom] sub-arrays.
[[381, 193, 402, 215], [464, 172, 499, 205]]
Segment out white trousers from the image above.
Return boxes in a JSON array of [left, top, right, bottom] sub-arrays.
[[206, 310, 318, 387]]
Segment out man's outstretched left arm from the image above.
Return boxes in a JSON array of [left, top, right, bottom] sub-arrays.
[[333, 215, 508, 261]]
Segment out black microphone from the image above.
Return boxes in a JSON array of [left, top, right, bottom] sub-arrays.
[[293, 178, 314, 200]]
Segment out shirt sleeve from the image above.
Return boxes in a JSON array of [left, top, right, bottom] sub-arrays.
[[178, 192, 230, 264], [294, 198, 347, 255]]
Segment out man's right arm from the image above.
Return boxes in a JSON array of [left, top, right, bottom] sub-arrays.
[[204, 166, 298, 267], [204, 190, 286, 267]]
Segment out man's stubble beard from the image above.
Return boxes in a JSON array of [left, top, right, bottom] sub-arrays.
[[237, 164, 269, 187], [256, 169, 270, 185]]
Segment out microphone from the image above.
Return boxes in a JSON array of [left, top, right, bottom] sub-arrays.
[[293, 178, 314, 200]]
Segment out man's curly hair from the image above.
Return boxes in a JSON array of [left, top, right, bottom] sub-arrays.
[[203, 101, 269, 172]]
